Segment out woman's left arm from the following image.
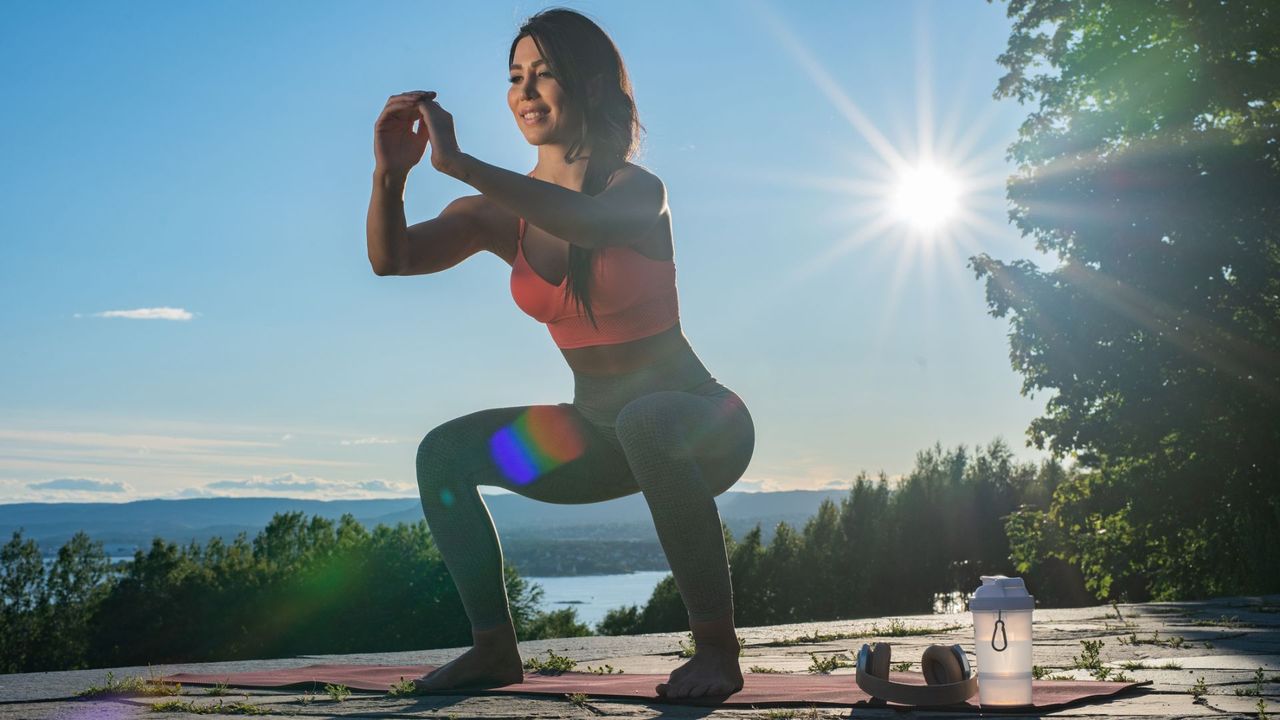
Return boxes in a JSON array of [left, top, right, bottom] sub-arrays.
[[411, 91, 665, 250], [446, 154, 666, 251]]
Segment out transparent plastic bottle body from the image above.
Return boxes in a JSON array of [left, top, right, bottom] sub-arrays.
[[972, 608, 1033, 706]]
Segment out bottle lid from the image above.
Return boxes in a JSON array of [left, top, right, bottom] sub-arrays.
[[969, 575, 1035, 612]]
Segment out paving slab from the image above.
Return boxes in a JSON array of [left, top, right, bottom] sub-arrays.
[[1, 594, 1276, 718]]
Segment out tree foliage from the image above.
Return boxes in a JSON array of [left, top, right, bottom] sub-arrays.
[[598, 440, 1086, 634], [0, 515, 560, 673], [970, 0, 1280, 600]]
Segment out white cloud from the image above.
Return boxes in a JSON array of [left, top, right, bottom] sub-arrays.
[[84, 307, 195, 321], [0, 429, 360, 480], [355, 479, 413, 493], [28, 477, 132, 493], [339, 437, 397, 446], [194, 472, 414, 499], [169, 486, 222, 499], [0, 429, 273, 452], [0, 416, 423, 504]]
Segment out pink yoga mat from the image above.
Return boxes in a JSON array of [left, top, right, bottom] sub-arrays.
[[160, 663, 1151, 710]]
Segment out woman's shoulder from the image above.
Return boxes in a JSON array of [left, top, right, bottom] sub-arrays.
[[610, 160, 660, 184], [606, 161, 666, 204]]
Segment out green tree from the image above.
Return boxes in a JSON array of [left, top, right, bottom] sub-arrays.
[[521, 607, 594, 639], [795, 499, 844, 621], [595, 604, 641, 635], [973, 0, 1280, 600], [0, 530, 47, 673], [41, 531, 111, 670]]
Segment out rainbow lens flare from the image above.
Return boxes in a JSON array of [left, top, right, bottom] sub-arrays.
[[488, 406, 587, 485]]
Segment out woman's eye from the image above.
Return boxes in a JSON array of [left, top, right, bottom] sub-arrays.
[[509, 72, 552, 84]]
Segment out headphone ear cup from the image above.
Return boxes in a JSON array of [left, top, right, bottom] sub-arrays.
[[869, 642, 891, 679], [921, 644, 965, 685]]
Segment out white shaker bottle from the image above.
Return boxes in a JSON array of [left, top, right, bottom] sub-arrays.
[[969, 575, 1035, 707]]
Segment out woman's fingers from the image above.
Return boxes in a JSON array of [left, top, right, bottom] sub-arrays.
[[381, 91, 436, 112], [380, 97, 420, 120]]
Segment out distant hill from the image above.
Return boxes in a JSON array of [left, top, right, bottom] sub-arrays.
[[3, 489, 851, 567]]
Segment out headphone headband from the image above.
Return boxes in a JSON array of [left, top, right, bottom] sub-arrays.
[[855, 643, 978, 707]]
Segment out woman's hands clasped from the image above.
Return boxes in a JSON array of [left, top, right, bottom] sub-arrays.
[[373, 91, 464, 178]]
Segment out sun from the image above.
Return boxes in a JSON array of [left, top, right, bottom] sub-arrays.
[[736, 0, 1013, 340], [890, 163, 961, 232]]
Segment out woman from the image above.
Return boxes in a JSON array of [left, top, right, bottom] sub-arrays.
[[367, 7, 755, 701]]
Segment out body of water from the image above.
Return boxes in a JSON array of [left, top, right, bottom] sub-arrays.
[[35, 558, 965, 619], [40, 556, 135, 567], [523, 570, 669, 628]]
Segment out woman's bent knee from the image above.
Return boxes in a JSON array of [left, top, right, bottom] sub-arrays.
[[416, 424, 467, 491]]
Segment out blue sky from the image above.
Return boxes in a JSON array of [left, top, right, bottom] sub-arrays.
[[0, 0, 1060, 503]]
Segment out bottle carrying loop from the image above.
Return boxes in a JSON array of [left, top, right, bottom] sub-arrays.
[[991, 608, 1008, 651]]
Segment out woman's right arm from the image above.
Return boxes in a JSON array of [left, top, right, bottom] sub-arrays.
[[367, 92, 490, 276], [367, 168, 410, 275], [366, 173, 487, 276]]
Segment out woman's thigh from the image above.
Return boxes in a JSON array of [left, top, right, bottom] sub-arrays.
[[417, 401, 641, 505]]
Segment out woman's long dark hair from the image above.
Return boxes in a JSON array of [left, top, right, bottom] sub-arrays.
[[509, 7, 645, 329]]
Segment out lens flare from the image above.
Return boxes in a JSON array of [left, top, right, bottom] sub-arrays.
[[489, 406, 587, 485]]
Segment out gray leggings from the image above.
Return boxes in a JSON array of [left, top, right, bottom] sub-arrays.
[[415, 345, 755, 631]]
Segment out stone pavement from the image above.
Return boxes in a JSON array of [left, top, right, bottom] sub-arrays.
[[1, 593, 1276, 718]]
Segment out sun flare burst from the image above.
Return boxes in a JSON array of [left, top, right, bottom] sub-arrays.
[[729, 0, 1014, 348]]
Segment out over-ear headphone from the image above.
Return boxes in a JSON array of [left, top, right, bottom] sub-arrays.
[[855, 642, 978, 707]]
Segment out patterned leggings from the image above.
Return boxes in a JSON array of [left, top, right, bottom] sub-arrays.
[[415, 344, 756, 631]]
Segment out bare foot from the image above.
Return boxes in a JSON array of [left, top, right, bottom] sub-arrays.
[[656, 645, 744, 699], [413, 644, 524, 692], [413, 623, 525, 693]]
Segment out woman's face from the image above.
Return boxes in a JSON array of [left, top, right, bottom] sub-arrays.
[[508, 34, 577, 146]]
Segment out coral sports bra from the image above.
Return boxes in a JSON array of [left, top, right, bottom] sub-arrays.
[[510, 214, 680, 350]]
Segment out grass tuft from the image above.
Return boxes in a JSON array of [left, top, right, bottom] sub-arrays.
[[523, 648, 578, 674], [807, 652, 854, 674], [676, 632, 746, 657], [765, 621, 964, 647], [387, 676, 418, 696], [1070, 639, 1114, 681], [76, 671, 183, 698], [1189, 614, 1254, 628], [149, 699, 269, 715], [323, 683, 351, 702], [1117, 630, 1186, 649], [204, 681, 230, 696], [1190, 676, 1208, 701], [1234, 668, 1267, 698]]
